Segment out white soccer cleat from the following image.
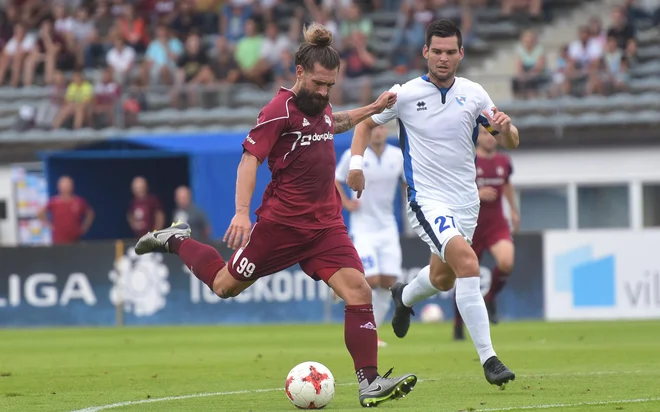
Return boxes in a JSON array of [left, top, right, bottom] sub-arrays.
[[134, 221, 191, 255]]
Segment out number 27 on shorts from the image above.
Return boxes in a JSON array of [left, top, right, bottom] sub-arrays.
[[435, 215, 456, 233]]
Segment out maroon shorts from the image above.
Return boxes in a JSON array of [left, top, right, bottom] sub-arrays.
[[227, 218, 363, 283], [472, 217, 512, 259]]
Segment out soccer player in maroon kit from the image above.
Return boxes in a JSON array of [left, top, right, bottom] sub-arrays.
[[453, 126, 519, 341], [135, 23, 417, 407]]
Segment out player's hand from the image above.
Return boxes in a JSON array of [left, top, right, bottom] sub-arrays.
[[223, 213, 252, 250], [343, 199, 360, 212], [479, 186, 498, 202], [371, 91, 397, 114], [482, 106, 512, 135], [511, 209, 521, 233], [346, 169, 366, 199]]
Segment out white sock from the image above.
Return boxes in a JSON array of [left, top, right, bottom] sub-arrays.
[[402, 265, 440, 307], [455, 277, 497, 364], [372, 287, 392, 330]]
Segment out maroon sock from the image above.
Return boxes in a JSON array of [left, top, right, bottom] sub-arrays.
[[345, 304, 379, 384], [169, 237, 225, 290], [453, 298, 463, 330], [485, 267, 511, 302]]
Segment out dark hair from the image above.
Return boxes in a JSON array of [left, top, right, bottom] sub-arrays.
[[294, 22, 341, 71], [425, 19, 462, 49]]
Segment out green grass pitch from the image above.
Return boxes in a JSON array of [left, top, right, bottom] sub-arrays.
[[0, 321, 659, 411]]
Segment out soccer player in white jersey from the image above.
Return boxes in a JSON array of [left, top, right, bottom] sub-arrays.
[[346, 19, 519, 386], [335, 124, 405, 348]]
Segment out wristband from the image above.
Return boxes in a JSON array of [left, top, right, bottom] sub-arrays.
[[349, 155, 363, 171]]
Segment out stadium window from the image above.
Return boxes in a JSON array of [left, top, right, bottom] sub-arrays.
[[518, 186, 569, 231], [642, 184, 660, 227], [577, 185, 630, 229]]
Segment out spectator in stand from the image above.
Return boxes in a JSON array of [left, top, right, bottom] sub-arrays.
[[336, 31, 375, 105], [234, 18, 266, 86], [92, 66, 121, 128], [568, 25, 604, 70], [0, 11, 14, 51], [211, 35, 241, 84], [70, 7, 96, 68], [84, 1, 116, 68], [52, 69, 93, 129], [111, 0, 127, 18], [106, 36, 136, 84], [393, 0, 433, 71], [123, 77, 148, 128], [339, 4, 372, 41], [173, 32, 214, 108], [194, 0, 222, 34], [587, 34, 630, 96], [243, 21, 292, 84], [173, 185, 211, 241], [23, 18, 70, 87], [170, 1, 202, 41], [501, 0, 543, 19], [272, 48, 295, 91], [141, 24, 183, 86], [624, 0, 660, 28], [127, 176, 165, 238], [0, 22, 36, 87], [607, 5, 636, 50], [35, 70, 67, 129], [588, 16, 607, 50], [511, 29, 546, 99], [303, 0, 340, 49], [152, 0, 177, 25], [53, 4, 74, 38], [38, 175, 95, 245], [221, 1, 253, 45], [118, 4, 149, 54]]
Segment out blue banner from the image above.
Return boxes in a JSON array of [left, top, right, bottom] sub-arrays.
[[0, 234, 543, 327]]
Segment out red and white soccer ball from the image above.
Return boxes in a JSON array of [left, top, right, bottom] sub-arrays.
[[420, 303, 444, 323], [285, 361, 335, 409]]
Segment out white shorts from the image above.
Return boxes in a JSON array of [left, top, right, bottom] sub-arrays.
[[352, 228, 402, 278], [407, 199, 479, 262]]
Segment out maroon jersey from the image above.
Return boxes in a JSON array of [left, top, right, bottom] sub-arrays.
[[46, 195, 90, 244], [129, 194, 163, 237], [475, 152, 512, 223], [242, 88, 342, 230]]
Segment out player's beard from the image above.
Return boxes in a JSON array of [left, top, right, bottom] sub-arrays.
[[295, 87, 329, 117]]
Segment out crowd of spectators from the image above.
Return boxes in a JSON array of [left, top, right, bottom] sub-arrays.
[[512, 0, 660, 99], [2, 0, 657, 130]]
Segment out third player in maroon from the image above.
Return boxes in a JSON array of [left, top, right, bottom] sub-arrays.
[[454, 126, 519, 340]]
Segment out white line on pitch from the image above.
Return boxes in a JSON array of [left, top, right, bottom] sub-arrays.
[[474, 397, 660, 411], [69, 370, 656, 412]]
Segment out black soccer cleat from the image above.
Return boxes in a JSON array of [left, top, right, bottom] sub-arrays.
[[485, 299, 499, 325], [483, 356, 515, 386], [390, 282, 415, 338]]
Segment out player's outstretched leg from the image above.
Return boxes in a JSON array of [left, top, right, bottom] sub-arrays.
[[326, 268, 417, 407], [135, 221, 226, 290]]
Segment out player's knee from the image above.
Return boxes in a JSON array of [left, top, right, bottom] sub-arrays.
[[497, 258, 514, 274], [445, 238, 480, 277], [330, 269, 372, 305], [430, 270, 455, 291], [214, 285, 241, 299]]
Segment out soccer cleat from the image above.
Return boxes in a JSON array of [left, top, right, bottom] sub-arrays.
[[485, 299, 499, 324], [359, 368, 417, 407], [483, 356, 515, 386], [390, 282, 415, 338], [377, 338, 388, 348], [134, 221, 191, 255]]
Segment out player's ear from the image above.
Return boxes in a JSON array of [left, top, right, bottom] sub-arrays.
[[459, 47, 465, 60], [295, 65, 304, 80], [422, 44, 429, 59]]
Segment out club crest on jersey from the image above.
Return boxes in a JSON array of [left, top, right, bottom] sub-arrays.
[[324, 114, 332, 126], [455, 95, 466, 106], [302, 118, 310, 127], [416, 101, 427, 111], [496, 166, 504, 176]]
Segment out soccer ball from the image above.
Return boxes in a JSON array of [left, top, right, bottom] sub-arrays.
[[420, 303, 444, 323], [285, 361, 335, 409]]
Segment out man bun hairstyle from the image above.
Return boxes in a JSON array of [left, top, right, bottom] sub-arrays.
[[426, 19, 463, 49], [295, 22, 341, 71]]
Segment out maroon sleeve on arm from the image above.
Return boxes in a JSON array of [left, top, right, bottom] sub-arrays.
[[242, 99, 291, 163], [505, 155, 513, 183]]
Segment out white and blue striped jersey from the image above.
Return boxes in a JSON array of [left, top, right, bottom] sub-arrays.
[[372, 76, 498, 208]]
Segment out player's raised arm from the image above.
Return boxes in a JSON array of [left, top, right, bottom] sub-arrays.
[[332, 91, 397, 134]]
